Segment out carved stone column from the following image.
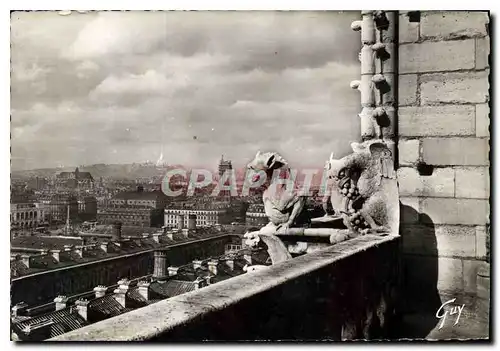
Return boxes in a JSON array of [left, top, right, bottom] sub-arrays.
[[351, 10, 398, 167]]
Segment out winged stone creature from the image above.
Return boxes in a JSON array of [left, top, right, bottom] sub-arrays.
[[243, 151, 309, 263], [246, 151, 307, 235], [325, 140, 399, 236]]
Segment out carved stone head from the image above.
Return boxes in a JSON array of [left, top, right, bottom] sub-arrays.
[[247, 151, 288, 172], [325, 140, 399, 235]]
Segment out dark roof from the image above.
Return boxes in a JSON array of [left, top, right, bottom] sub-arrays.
[[126, 287, 162, 306], [77, 195, 97, 202], [113, 190, 165, 201], [83, 225, 162, 237], [12, 307, 88, 339], [11, 236, 84, 251], [77, 172, 93, 180], [247, 205, 265, 214], [49, 194, 78, 203], [121, 226, 161, 236], [164, 201, 231, 211], [87, 295, 133, 318], [11, 260, 30, 278], [11, 194, 36, 204], [29, 255, 60, 270], [10, 229, 225, 278], [57, 170, 93, 180], [150, 280, 197, 298]]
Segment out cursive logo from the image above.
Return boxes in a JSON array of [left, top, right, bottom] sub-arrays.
[[436, 298, 465, 329]]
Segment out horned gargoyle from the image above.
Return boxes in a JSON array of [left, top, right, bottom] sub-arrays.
[[325, 140, 399, 236], [243, 151, 307, 263], [246, 151, 307, 234]]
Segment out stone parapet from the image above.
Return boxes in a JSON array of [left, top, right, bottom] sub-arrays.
[[50, 235, 401, 341]]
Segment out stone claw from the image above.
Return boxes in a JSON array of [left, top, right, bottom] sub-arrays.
[[243, 231, 261, 248], [243, 264, 268, 273], [366, 226, 389, 236], [275, 223, 291, 234]]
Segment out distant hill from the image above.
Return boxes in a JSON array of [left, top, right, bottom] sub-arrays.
[[11, 163, 327, 187], [11, 163, 190, 181]]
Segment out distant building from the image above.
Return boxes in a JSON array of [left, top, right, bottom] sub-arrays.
[[97, 187, 168, 227], [10, 203, 46, 233], [77, 196, 97, 222], [218, 155, 232, 180], [55, 168, 94, 190], [27, 177, 47, 191], [97, 207, 163, 227], [245, 203, 268, 227], [108, 187, 168, 210], [47, 194, 79, 224], [164, 202, 234, 228]]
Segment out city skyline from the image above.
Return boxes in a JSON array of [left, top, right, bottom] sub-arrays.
[[11, 11, 361, 171]]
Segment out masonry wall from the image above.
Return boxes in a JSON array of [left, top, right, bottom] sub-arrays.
[[397, 11, 490, 312]]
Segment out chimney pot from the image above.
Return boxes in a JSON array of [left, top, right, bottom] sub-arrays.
[[188, 214, 196, 230], [225, 258, 234, 271], [244, 254, 252, 265], [153, 250, 169, 280], [193, 259, 203, 270], [117, 278, 131, 289], [112, 222, 122, 242], [51, 249, 61, 262], [137, 281, 151, 301], [113, 287, 128, 308], [93, 285, 107, 298], [75, 299, 89, 321], [152, 233, 162, 244], [53, 295, 69, 311], [100, 241, 109, 253], [193, 277, 206, 290], [73, 246, 83, 258], [177, 214, 185, 230], [208, 259, 219, 275], [167, 266, 179, 276], [11, 302, 28, 317], [21, 255, 31, 268]]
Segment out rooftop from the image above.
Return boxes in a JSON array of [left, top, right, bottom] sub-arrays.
[[113, 190, 166, 201], [12, 249, 258, 341], [57, 168, 93, 181], [11, 228, 234, 278], [12, 306, 88, 339], [11, 236, 84, 251]]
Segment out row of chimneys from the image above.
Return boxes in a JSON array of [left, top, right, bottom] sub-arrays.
[[11, 242, 118, 268], [155, 253, 252, 280], [11, 253, 254, 326], [12, 216, 200, 270], [175, 214, 197, 230]]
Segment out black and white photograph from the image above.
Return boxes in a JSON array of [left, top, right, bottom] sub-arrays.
[[8, 9, 491, 342]]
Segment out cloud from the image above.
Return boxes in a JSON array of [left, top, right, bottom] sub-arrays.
[[76, 60, 100, 78], [11, 63, 50, 82], [11, 11, 363, 170], [62, 12, 168, 60], [92, 70, 170, 95]]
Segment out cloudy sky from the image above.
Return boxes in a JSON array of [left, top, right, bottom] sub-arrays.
[[11, 11, 361, 171]]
